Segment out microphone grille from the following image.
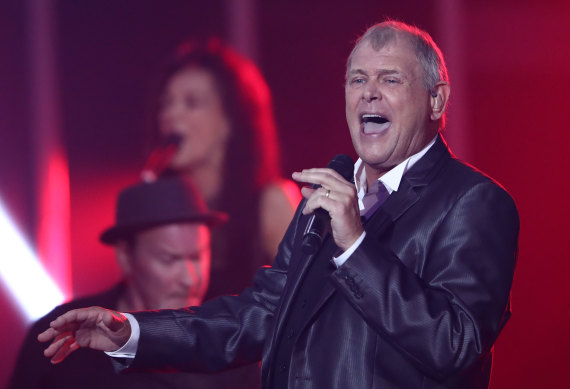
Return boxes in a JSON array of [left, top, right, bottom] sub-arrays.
[[326, 154, 354, 182]]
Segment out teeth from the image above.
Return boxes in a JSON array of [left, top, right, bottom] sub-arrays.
[[362, 114, 389, 124]]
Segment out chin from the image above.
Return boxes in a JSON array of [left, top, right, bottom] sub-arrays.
[[356, 145, 388, 164], [169, 156, 191, 171]]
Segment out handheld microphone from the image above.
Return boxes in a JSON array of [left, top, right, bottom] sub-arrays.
[[140, 133, 182, 182], [301, 154, 354, 255]]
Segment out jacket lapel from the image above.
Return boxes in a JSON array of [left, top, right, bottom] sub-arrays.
[[263, 234, 339, 385], [271, 234, 338, 340], [366, 135, 450, 231]]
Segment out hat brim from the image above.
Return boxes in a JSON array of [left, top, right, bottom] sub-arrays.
[[99, 212, 228, 246]]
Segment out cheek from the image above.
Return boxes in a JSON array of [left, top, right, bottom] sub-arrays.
[[346, 105, 361, 137], [345, 90, 359, 112], [198, 258, 210, 285], [391, 89, 426, 117], [207, 111, 231, 140], [186, 259, 203, 280], [137, 262, 173, 287], [188, 108, 227, 140]]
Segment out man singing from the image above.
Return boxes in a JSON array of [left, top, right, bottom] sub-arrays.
[[38, 20, 519, 389]]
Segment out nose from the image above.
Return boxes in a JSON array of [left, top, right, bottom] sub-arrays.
[[362, 81, 380, 103], [180, 259, 200, 288]]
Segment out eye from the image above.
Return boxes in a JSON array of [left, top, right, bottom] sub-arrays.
[[186, 254, 202, 263], [348, 77, 366, 86], [383, 77, 401, 85], [157, 255, 173, 264], [153, 252, 179, 265]]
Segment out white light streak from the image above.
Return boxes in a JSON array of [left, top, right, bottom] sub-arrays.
[[0, 200, 64, 321]]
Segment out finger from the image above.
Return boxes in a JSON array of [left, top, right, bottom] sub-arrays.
[[300, 187, 327, 214], [73, 307, 99, 323], [38, 327, 59, 343], [293, 168, 351, 189], [48, 309, 82, 332], [296, 173, 353, 200], [43, 333, 72, 358], [299, 185, 316, 199], [302, 186, 351, 216], [102, 310, 128, 332], [51, 337, 80, 364], [54, 306, 103, 332]]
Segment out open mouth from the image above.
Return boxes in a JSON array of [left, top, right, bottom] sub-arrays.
[[360, 114, 391, 134], [361, 114, 389, 124]]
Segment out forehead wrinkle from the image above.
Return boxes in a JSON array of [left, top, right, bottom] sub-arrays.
[[376, 69, 403, 76], [347, 66, 411, 84], [347, 68, 367, 77], [161, 242, 210, 257]]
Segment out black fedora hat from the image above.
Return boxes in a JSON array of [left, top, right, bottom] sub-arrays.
[[100, 176, 227, 245]]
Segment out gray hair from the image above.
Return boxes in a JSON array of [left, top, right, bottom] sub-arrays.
[[346, 20, 449, 92]]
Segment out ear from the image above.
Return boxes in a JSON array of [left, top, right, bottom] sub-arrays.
[[429, 81, 450, 121], [114, 241, 133, 277]]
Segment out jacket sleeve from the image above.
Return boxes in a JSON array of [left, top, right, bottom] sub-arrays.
[[331, 180, 519, 379], [128, 201, 307, 373]]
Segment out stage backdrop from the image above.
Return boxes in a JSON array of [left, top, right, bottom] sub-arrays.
[[1, 1, 569, 388]]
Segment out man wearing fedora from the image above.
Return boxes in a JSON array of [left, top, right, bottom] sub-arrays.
[[8, 176, 260, 389]]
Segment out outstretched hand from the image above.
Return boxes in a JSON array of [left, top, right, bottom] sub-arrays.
[[292, 167, 363, 251], [37, 306, 131, 364]]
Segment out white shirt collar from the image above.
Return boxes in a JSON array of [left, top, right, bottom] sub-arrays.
[[354, 137, 437, 209]]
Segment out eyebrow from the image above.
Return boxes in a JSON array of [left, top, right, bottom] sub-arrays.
[[347, 68, 403, 77]]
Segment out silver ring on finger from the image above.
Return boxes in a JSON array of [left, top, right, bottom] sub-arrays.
[[325, 189, 331, 198]]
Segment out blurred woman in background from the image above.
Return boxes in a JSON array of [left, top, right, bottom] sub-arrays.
[[147, 38, 300, 300]]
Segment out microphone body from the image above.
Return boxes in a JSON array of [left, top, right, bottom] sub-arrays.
[[140, 134, 182, 182], [301, 154, 354, 255]]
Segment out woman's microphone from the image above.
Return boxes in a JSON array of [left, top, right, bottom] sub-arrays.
[[140, 133, 182, 182]]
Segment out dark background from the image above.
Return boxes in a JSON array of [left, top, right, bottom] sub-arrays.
[[1, 1, 569, 388]]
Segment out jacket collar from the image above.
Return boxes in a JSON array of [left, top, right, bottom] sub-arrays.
[[365, 134, 451, 228]]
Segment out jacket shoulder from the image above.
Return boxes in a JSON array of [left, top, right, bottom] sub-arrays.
[[445, 156, 516, 204]]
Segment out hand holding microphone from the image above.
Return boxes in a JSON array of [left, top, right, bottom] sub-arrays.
[[292, 154, 361, 254]]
